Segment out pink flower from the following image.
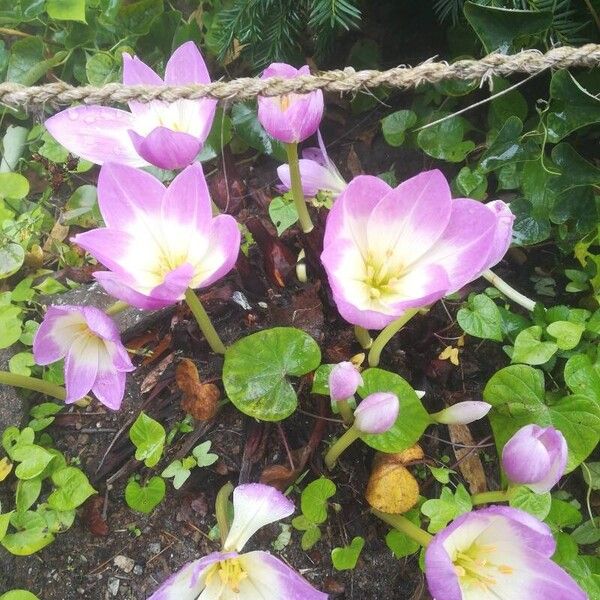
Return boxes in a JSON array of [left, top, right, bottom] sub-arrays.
[[431, 401, 492, 425], [33, 306, 134, 410], [321, 170, 514, 329], [149, 483, 327, 599], [354, 392, 399, 434], [328, 361, 363, 402], [45, 42, 216, 170], [277, 131, 346, 198], [425, 506, 585, 600], [502, 425, 568, 493], [72, 162, 240, 310], [258, 63, 324, 144]]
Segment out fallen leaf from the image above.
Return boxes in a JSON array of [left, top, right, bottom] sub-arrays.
[[448, 422, 488, 495], [83, 496, 108, 536], [346, 145, 363, 177], [176, 358, 220, 421], [366, 453, 420, 514], [140, 353, 174, 394], [42, 220, 70, 253], [0, 457, 13, 481]]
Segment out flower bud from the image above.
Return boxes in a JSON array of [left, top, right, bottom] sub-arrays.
[[328, 361, 363, 403], [431, 401, 491, 425], [502, 425, 567, 493], [354, 392, 399, 434]]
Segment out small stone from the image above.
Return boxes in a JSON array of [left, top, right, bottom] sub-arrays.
[[107, 577, 120, 597], [133, 565, 143, 576], [113, 555, 135, 573], [148, 542, 161, 555]]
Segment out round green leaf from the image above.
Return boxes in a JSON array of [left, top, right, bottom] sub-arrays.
[[125, 476, 165, 514], [509, 486, 551, 520], [1, 590, 41, 599], [381, 110, 416, 147], [358, 368, 430, 453], [457, 293, 502, 341], [223, 327, 321, 421], [0, 172, 29, 199], [0, 243, 25, 280]]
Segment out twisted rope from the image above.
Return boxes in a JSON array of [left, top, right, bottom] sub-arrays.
[[1, 44, 600, 110]]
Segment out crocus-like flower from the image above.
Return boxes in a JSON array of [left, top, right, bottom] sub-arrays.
[[431, 401, 492, 425], [149, 483, 327, 599], [354, 392, 399, 434], [33, 306, 134, 410], [502, 425, 568, 493], [425, 505, 586, 600], [257, 63, 324, 144], [45, 42, 216, 170], [321, 170, 514, 329], [329, 361, 363, 402], [277, 131, 346, 199], [71, 162, 240, 310]]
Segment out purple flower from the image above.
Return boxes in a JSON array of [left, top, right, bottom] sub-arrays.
[[329, 361, 363, 402], [277, 131, 346, 199], [354, 392, 399, 434], [45, 42, 217, 170], [72, 162, 240, 310], [33, 306, 134, 410], [432, 401, 492, 425], [502, 425, 568, 493], [321, 170, 514, 329], [257, 63, 324, 144], [425, 506, 586, 600], [148, 483, 327, 599]]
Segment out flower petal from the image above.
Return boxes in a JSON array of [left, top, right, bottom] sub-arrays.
[[224, 483, 294, 552], [239, 551, 327, 599], [33, 306, 80, 364], [92, 368, 126, 411], [45, 106, 146, 167], [503, 432, 553, 486], [129, 127, 201, 170], [122, 53, 163, 116], [72, 228, 136, 275], [484, 200, 514, 268], [148, 262, 195, 305], [165, 41, 211, 84], [96, 162, 165, 230], [94, 271, 174, 310], [64, 334, 100, 403], [80, 306, 120, 342], [278, 159, 340, 197]]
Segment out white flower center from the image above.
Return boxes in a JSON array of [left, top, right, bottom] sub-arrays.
[[453, 543, 514, 593], [205, 558, 249, 593]]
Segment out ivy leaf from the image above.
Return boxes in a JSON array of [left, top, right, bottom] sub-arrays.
[[546, 321, 584, 351], [511, 326, 558, 365], [509, 486, 551, 520], [564, 354, 600, 403], [417, 115, 474, 163], [331, 536, 365, 570], [381, 110, 416, 147], [385, 509, 421, 558], [301, 477, 336, 525], [46, 0, 86, 22], [47, 467, 96, 510], [223, 327, 321, 421], [129, 412, 165, 468], [15, 479, 42, 512], [269, 194, 298, 236], [192, 441, 218, 467], [7, 37, 66, 85], [457, 294, 503, 341], [125, 477, 166, 514], [12, 445, 54, 480], [421, 484, 472, 533]]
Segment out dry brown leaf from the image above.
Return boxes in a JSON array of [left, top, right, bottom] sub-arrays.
[[140, 353, 174, 394], [373, 444, 424, 469], [42, 220, 70, 252], [346, 145, 363, 177], [176, 358, 220, 421], [448, 423, 488, 494]]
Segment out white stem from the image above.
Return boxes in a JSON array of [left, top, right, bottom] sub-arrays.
[[482, 269, 536, 312]]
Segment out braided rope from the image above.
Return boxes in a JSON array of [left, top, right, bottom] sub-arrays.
[[1, 44, 600, 110]]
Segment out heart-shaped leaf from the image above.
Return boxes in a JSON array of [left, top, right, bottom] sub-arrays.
[[129, 412, 165, 468], [125, 477, 165, 514], [457, 293, 503, 341], [12, 445, 54, 480], [47, 467, 96, 510], [223, 327, 321, 421]]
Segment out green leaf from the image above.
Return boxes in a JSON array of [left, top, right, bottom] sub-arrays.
[[301, 477, 336, 525], [85, 53, 119, 85], [428, 466, 454, 484], [192, 441, 218, 467], [547, 71, 600, 143], [118, 0, 163, 35], [0, 243, 25, 280], [0, 172, 29, 199], [0, 512, 13, 541], [38, 505, 75, 534], [1, 125, 28, 173], [38, 130, 69, 163], [509, 486, 551, 520], [484, 365, 600, 471], [488, 77, 528, 129], [0, 305, 23, 349], [12, 445, 54, 480], [0, 591, 40, 600], [311, 364, 335, 396], [223, 327, 321, 421], [547, 498, 582, 529], [511, 326, 558, 365], [571, 518, 600, 545], [386, 527, 419, 559], [129, 412, 165, 468], [457, 294, 502, 341], [479, 116, 532, 173], [381, 110, 416, 147], [161, 460, 191, 490], [125, 476, 166, 514], [300, 524, 321, 550], [582, 462, 600, 490], [15, 478, 42, 512], [9, 352, 35, 376], [47, 467, 96, 510], [268, 194, 298, 235], [19, 320, 39, 345], [62, 184, 101, 228], [331, 536, 364, 571], [546, 321, 584, 351], [421, 484, 472, 533], [7, 37, 66, 85], [564, 354, 600, 403], [2, 511, 54, 555], [358, 368, 430, 453], [231, 103, 286, 161], [463, 2, 552, 53], [417, 115, 474, 163], [46, 0, 86, 22], [197, 108, 232, 162], [454, 166, 487, 200]]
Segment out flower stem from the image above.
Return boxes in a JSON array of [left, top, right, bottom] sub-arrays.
[[184, 288, 226, 355], [471, 489, 513, 505], [482, 269, 536, 312], [354, 326, 373, 349], [0, 371, 66, 401], [105, 300, 129, 316], [324, 425, 361, 469], [371, 509, 432, 547], [284, 142, 314, 233], [336, 399, 355, 426], [215, 481, 234, 547], [368, 308, 420, 367]]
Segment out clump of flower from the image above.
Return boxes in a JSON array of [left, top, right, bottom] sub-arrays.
[[148, 483, 326, 599], [45, 42, 216, 170], [425, 506, 586, 600], [321, 170, 514, 329], [33, 306, 134, 410], [502, 425, 567, 493]]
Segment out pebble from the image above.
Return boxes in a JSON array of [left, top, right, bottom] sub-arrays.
[[148, 542, 161, 555], [133, 565, 143, 576], [114, 555, 135, 573], [107, 577, 120, 597]]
